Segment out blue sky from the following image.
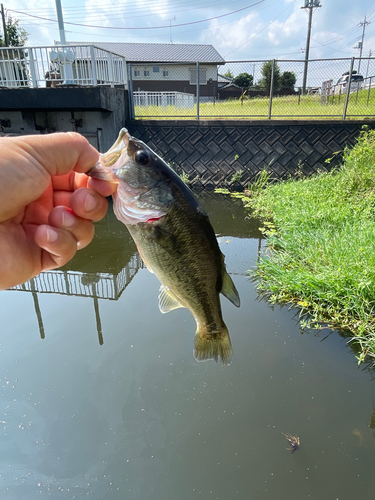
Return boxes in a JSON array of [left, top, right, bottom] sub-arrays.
[[5, 0, 375, 61]]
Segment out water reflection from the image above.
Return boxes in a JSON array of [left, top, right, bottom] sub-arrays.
[[10, 205, 144, 344], [9, 194, 261, 347], [2, 193, 375, 500]]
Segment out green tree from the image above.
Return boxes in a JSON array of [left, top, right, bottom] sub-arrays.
[[232, 72, 254, 88], [222, 69, 234, 79], [260, 60, 281, 91], [280, 71, 297, 89], [0, 16, 29, 47]]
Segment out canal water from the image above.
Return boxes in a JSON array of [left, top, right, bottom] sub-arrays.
[[1, 193, 375, 500]]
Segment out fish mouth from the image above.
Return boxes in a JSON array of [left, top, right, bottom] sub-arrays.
[[87, 128, 130, 182]]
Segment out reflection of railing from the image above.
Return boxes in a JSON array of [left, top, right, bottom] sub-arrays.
[[10, 254, 144, 345], [11, 254, 143, 300]]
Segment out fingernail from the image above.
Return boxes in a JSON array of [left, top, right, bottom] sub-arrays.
[[47, 227, 58, 243], [84, 193, 97, 212], [62, 210, 76, 227]]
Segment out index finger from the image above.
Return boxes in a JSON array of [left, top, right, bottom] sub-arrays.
[[7, 132, 99, 177], [52, 172, 117, 198]]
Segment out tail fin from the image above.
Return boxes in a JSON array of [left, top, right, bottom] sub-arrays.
[[194, 324, 232, 366]]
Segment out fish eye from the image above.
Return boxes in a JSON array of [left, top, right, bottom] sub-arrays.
[[134, 150, 151, 166]]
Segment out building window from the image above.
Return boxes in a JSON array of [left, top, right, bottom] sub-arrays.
[[134, 69, 140, 77], [153, 66, 159, 73], [163, 70, 169, 78], [144, 70, 150, 77], [189, 68, 207, 85]]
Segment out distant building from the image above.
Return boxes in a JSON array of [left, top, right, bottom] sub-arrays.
[[63, 42, 225, 97]]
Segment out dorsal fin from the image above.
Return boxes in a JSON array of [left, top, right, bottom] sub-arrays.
[[158, 286, 185, 314]]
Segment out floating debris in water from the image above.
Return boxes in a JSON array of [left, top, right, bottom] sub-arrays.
[[282, 432, 300, 453]]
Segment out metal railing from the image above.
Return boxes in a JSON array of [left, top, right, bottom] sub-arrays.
[[10, 254, 143, 300], [129, 56, 375, 120], [0, 44, 128, 88]]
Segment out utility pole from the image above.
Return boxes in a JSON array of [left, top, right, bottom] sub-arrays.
[[301, 0, 321, 94], [168, 16, 175, 43], [357, 16, 370, 75], [1, 3, 8, 46], [55, 0, 67, 44]]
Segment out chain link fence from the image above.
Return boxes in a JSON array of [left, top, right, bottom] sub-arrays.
[[129, 57, 375, 120]]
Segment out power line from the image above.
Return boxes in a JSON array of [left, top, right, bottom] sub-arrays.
[[23, 0, 240, 21], [265, 0, 296, 57], [17, 0, 279, 40], [9, 1, 264, 30], [18, 0, 220, 14], [224, 1, 296, 57]]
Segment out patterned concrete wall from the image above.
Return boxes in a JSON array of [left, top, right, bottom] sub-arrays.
[[127, 120, 372, 189]]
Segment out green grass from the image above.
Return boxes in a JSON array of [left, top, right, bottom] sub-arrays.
[[135, 88, 375, 120], [222, 126, 375, 364]]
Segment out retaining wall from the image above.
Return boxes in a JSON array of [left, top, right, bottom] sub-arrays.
[[127, 120, 373, 189]]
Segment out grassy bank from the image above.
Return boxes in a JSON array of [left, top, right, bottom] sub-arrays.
[[229, 127, 375, 363], [135, 88, 375, 120]]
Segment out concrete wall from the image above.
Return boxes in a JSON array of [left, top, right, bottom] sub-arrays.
[[127, 119, 373, 189], [0, 87, 129, 152]]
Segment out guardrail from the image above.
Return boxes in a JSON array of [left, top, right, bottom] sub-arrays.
[[0, 44, 128, 89]]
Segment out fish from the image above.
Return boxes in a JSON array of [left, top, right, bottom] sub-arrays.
[[88, 128, 240, 364]]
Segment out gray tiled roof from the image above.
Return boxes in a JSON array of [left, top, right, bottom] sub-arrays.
[[67, 42, 225, 64]]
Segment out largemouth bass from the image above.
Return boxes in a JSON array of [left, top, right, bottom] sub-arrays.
[[88, 129, 240, 364]]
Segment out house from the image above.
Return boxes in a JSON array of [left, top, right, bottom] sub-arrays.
[[218, 74, 233, 88], [63, 42, 225, 97]]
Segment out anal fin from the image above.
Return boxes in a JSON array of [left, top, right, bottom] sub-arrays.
[[158, 286, 185, 314]]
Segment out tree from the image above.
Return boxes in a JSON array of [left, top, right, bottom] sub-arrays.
[[232, 72, 254, 88], [280, 71, 297, 89], [260, 60, 281, 91], [222, 69, 234, 79], [0, 15, 29, 47]]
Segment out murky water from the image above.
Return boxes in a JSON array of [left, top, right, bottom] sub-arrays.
[[1, 193, 375, 500]]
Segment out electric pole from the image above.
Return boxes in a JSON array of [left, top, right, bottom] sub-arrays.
[[301, 0, 321, 94], [1, 3, 8, 47], [55, 0, 67, 44], [357, 16, 370, 75]]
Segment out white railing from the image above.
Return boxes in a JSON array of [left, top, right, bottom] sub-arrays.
[[0, 44, 128, 89], [10, 254, 143, 300], [133, 91, 195, 108]]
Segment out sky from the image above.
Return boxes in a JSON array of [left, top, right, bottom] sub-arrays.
[[3, 0, 375, 61]]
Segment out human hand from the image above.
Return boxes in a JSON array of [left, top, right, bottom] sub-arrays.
[[0, 132, 117, 290]]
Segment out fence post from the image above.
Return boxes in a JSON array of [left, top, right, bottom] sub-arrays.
[[90, 45, 97, 86], [268, 59, 275, 120], [196, 61, 200, 120], [367, 76, 372, 107], [108, 52, 114, 88], [343, 57, 354, 120], [28, 48, 38, 88], [127, 63, 135, 120]]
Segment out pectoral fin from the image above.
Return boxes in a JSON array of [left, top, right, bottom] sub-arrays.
[[158, 286, 185, 314], [221, 268, 240, 307]]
